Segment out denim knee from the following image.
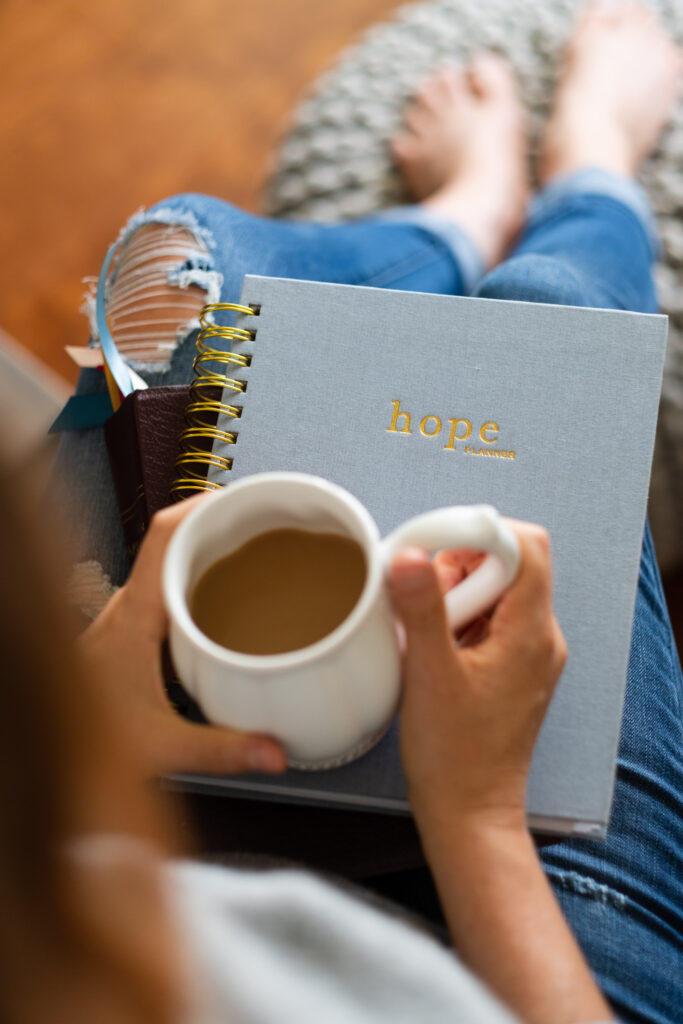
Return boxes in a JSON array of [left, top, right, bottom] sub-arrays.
[[474, 254, 590, 307], [87, 200, 225, 374]]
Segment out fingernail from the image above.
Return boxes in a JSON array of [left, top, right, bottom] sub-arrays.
[[248, 745, 286, 773]]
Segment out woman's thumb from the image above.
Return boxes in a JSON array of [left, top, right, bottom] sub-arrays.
[[388, 547, 456, 667], [169, 719, 288, 776]]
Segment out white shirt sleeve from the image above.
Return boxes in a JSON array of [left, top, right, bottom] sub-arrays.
[[166, 860, 520, 1024]]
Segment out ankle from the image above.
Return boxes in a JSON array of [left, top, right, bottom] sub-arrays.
[[421, 180, 526, 271], [540, 106, 636, 185]]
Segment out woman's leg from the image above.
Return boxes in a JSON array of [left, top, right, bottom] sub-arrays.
[[51, 203, 487, 592], [108, 46, 530, 388], [474, 171, 657, 313], [53, 52, 529, 593], [471, 8, 683, 1022]]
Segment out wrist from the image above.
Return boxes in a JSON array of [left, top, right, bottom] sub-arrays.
[[414, 800, 532, 867], [408, 774, 530, 841]]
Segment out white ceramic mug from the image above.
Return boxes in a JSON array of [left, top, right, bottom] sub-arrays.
[[163, 471, 520, 769]]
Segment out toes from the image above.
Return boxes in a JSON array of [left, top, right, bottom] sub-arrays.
[[400, 88, 436, 137], [403, 103, 434, 137], [441, 67, 469, 103], [625, 2, 657, 25], [596, 1, 630, 28], [415, 67, 466, 108], [577, 0, 634, 32], [390, 132, 421, 161], [582, 0, 658, 31], [389, 134, 408, 162], [582, 1, 632, 28], [466, 52, 517, 100], [400, 66, 468, 136]]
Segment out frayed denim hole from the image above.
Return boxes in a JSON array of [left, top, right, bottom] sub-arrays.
[[82, 214, 224, 374], [546, 868, 628, 911]]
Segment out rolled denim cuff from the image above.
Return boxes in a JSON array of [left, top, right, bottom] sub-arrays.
[[529, 168, 659, 253], [370, 205, 485, 293]]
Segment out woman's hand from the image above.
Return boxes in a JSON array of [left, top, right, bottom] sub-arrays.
[[388, 520, 567, 835], [387, 525, 615, 1024], [78, 498, 287, 778]]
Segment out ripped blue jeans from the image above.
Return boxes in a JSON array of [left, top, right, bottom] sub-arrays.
[[54, 170, 682, 1023]]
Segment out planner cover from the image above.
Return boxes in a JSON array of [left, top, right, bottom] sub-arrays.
[[168, 275, 668, 836]]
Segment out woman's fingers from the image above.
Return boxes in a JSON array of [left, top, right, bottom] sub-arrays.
[[434, 548, 487, 572], [124, 495, 211, 636], [457, 615, 490, 647], [433, 559, 466, 594], [488, 520, 556, 639], [159, 714, 287, 777], [130, 495, 209, 590], [388, 547, 459, 679], [417, 523, 558, 652], [433, 548, 487, 595]]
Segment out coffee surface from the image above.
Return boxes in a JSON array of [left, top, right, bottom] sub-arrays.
[[190, 527, 367, 655]]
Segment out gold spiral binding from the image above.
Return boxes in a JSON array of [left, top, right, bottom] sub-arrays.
[[170, 301, 258, 502]]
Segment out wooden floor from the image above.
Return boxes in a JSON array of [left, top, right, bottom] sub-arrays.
[[0, 0, 399, 384]]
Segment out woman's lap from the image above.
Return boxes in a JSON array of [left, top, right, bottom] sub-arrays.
[[55, 184, 682, 1021], [51, 197, 466, 585]]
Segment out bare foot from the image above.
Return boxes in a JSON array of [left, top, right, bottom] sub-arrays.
[[391, 54, 529, 270], [540, 0, 683, 182]]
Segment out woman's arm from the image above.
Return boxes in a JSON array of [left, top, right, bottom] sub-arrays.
[[81, 498, 613, 1021], [421, 818, 611, 1024], [389, 524, 614, 1024]]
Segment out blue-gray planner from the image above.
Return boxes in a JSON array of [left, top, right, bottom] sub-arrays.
[[168, 274, 668, 837]]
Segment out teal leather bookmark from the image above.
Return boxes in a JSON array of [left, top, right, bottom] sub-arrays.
[[49, 392, 114, 433]]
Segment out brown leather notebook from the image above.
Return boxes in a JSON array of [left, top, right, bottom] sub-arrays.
[[104, 386, 191, 560]]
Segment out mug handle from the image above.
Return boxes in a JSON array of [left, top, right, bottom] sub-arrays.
[[380, 505, 520, 632]]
